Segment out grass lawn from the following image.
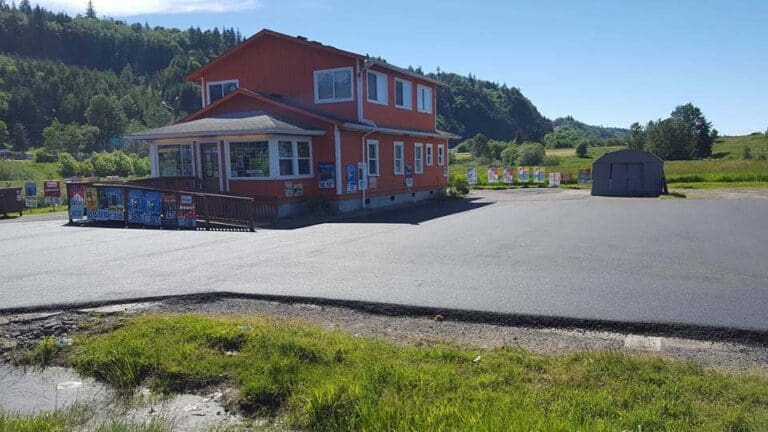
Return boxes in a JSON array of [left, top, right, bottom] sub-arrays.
[[0, 407, 167, 432], [450, 135, 768, 188], [27, 314, 768, 431]]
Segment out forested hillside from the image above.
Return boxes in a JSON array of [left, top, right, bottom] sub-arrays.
[[0, 1, 605, 154]]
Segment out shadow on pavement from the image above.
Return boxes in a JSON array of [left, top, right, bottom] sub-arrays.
[[268, 196, 493, 230]]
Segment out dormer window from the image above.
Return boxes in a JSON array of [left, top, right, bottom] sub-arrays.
[[207, 80, 238, 104], [314, 67, 353, 103]]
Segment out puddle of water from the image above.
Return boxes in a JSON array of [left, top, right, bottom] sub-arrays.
[[0, 364, 110, 414]]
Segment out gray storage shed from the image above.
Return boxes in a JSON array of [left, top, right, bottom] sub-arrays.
[[591, 149, 665, 197]]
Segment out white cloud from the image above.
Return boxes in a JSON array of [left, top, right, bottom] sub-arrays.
[[35, 0, 260, 17]]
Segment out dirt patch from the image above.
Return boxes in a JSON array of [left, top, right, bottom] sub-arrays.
[[675, 187, 768, 200]]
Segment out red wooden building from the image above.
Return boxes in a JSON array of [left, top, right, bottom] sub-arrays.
[[130, 29, 459, 217]]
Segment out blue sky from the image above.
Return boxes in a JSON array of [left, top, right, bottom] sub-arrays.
[[40, 0, 768, 135]]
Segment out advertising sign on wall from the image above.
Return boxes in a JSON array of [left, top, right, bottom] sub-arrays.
[[549, 172, 562, 187], [517, 167, 529, 182], [127, 189, 162, 226], [93, 188, 124, 221], [161, 192, 178, 227], [345, 163, 358, 193], [467, 167, 477, 185], [84, 187, 98, 219], [578, 168, 593, 185], [487, 166, 499, 184], [533, 167, 545, 183], [503, 168, 514, 184], [67, 184, 85, 221], [177, 194, 196, 228], [44, 180, 61, 205], [406, 163, 414, 188], [24, 181, 37, 208], [317, 162, 335, 189]]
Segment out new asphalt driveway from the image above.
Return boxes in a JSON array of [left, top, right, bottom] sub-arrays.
[[2, 189, 767, 332]]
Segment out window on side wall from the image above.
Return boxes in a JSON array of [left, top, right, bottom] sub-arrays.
[[158, 144, 193, 177], [367, 139, 380, 176], [314, 67, 353, 103], [367, 71, 388, 105], [414, 143, 424, 174], [417, 85, 433, 114], [437, 144, 445, 166], [207, 80, 238, 103], [426, 144, 433, 166], [394, 78, 412, 110], [278, 140, 313, 177], [229, 141, 270, 178], [393, 141, 404, 175]]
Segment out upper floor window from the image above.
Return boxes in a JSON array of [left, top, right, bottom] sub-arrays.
[[367, 71, 388, 105], [417, 84, 433, 114], [314, 67, 353, 103], [394, 78, 412, 110], [208, 80, 238, 104], [367, 139, 380, 176]]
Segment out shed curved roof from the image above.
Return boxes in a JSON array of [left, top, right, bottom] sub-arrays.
[[594, 149, 663, 164]]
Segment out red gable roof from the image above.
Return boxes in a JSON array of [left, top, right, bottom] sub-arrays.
[[186, 29, 442, 86]]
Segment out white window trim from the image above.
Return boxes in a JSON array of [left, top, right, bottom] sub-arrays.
[[417, 84, 433, 114], [437, 144, 445, 166], [366, 70, 388, 105], [393, 141, 404, 175], [426, 143, 433, 166], [206, 79, 239, 105], [313, 66, 354, 104], [414, 143, 424, 174], [394, 78, 413, 110], [156, 142, 195, 177], [367, 139, 380, 177], [225, 136, 314, 181]]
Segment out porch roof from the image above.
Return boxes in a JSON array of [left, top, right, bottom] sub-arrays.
[[127, 111, 326, 141]]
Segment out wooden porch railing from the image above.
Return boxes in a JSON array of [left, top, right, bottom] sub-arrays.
[[123, 176, 202, 192]]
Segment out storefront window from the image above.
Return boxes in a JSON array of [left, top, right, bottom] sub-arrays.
[[158, 144, 192, 177], [229, 141, 270, 178]]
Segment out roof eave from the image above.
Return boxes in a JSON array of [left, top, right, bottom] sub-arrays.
[[342, 123, 458, 139], [127, 128, 326, 141]]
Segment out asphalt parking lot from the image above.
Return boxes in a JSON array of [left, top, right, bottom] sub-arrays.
[[1, 189, 767, 332]]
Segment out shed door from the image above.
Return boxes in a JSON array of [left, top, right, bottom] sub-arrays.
[[627, 163, 643, 195], [610, 163, 628, 194]]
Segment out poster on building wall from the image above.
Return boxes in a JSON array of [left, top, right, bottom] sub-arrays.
[[284, 181, 294, 198], [24, 181, 37, 208], [67, 184, 85, 221], [517, 167, 529, 182], [467, 167, 477, 185], [357, 162, 367, 191], [549, 172, 561, 187], [503, 168, 514, 184], [177, 194, 196, 228], [578, 168, 592, 185], [161, 193, 178, 227], [368, 176, 377, 190], [533, 167, 545, 183], [406, 163, 414, 188], [44, 180, 61, 205], [487, 166, 499, 184], [317, 162, 335, 189], [127, 189, 144, 224], [293, 183, 304, 197], [346, 163, 358, 193]]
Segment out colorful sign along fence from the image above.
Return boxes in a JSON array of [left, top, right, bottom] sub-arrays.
[[68, 183, 196, 229]]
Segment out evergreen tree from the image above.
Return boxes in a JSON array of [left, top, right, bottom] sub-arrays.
[[626, 122, 645, 150], [85, 95, 126, 151], [11, 122, 29, 151], [0, 120, 8, 149], [85, 0, 96, 18]]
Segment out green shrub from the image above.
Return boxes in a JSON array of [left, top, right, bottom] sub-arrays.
[[516, 142, 546, 166], [500, 145, 518, 166], [542, 155, 561, 166], [34, 148, 58, 163], [59, 152, 78, 177], [576, 141, 589, 158]]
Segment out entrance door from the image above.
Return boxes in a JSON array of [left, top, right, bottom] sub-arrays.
[[609, 163, 628, 195], [201, 143, 221, 192]]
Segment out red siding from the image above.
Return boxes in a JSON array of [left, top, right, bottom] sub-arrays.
[[198, 33, 357, 121], [362, 65, 436, 131]]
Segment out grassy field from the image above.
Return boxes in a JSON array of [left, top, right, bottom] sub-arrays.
[[0, 160, 61, 187], [24, 314, 768, 431], [0, 407, 168, 432], [450, 135, 768, 187]]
